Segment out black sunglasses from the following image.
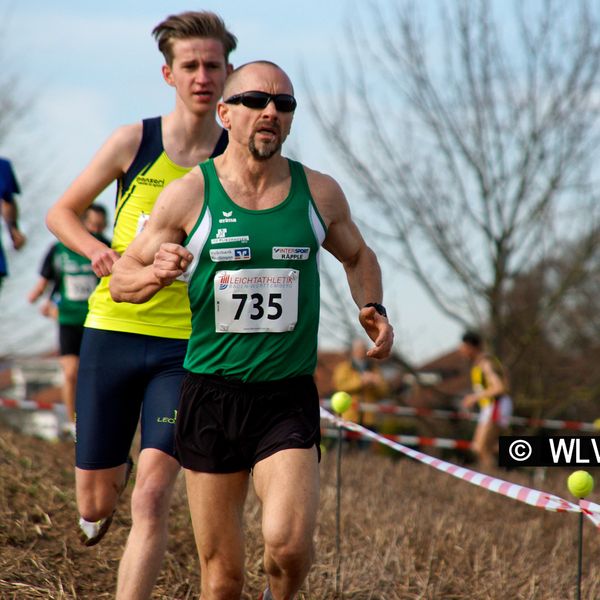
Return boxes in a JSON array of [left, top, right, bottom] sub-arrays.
[[224, 91, 297, 113]]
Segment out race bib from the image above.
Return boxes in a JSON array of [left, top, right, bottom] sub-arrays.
[[214, 268, 299, 333], [64, 274, 97, 301], [135, 212, 150, 236]]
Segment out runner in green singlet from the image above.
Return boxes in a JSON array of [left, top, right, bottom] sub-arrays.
[[28, 204, 108, 436], [111, 61, 394, 600]]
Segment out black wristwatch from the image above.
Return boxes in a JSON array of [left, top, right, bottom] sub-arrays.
[[364, 302, 387, 317]]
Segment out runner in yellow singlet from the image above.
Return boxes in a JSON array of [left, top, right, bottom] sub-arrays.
[[460, 330, 512, 469], [45, 12, 236, 600]]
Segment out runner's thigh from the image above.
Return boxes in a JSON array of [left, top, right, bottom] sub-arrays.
[[140, 337, 187, 457], [75, 329, 147, 469]]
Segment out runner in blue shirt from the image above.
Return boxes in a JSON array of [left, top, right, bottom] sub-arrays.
[[0, 157, 26, 287]]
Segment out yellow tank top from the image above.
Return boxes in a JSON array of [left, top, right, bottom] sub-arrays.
[[470, 364, 491, 408], [470, 355, 506, 409], [85, 117, 228, 338]]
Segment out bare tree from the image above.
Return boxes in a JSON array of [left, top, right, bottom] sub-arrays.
[[501, 232, 600, 419], [0, 5, 27, 148], [308, 0, 600, 357]]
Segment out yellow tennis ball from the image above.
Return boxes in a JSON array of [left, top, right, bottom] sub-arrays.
[[594, 418, 600, 431], [331, 391, 352, 414], [567, 470, 594, 499]]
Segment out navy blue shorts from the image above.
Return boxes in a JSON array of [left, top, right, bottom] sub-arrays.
[[176, 373, 321, 473], [75, 328, 187, 469]]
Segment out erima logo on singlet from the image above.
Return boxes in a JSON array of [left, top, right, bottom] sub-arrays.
[[272, 247, 311, 260], [219, 210, 237, 224], [136, 176, 165, 188]]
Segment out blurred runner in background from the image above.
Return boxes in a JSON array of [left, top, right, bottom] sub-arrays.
[[460, 330, 512, 469], [332, 338, 389, 442], [28, 204, 108, 438], [0, 157, 26, 290]]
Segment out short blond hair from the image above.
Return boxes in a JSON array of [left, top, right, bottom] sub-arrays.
[[152, 11, 237, 65]]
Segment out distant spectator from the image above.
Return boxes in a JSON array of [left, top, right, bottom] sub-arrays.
[[332, 338, 390, 431], [28, 205, 108, 437], [0, 157, 26, 288], [459, 330, 512, 469]]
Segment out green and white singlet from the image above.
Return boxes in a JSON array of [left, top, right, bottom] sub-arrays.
[[48, 242, 101, 326], [182, 158, 327, 382]]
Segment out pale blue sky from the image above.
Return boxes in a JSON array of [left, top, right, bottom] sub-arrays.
[[0, 0, 461, 360]]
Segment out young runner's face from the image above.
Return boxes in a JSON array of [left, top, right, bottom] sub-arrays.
[[166, 38, 229, 115]]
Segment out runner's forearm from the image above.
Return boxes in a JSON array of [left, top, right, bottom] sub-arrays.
[[110, 257, 165, 304]]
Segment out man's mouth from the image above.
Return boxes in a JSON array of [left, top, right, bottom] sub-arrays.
[[193, 90, 212, 101], [255, 124, 279, 138]]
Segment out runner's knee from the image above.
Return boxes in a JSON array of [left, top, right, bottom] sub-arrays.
[[78, 503, 113, 523], [130, 478, 172, 524], [77, 484, 119, 522], [264, 535, 313, 576], [202, 563, 244, 600]]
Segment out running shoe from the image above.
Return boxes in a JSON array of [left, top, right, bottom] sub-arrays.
[[78, 456, 134, 547], [62, 421, 76, 441]]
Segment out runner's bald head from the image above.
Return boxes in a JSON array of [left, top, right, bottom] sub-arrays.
[[223, 61, 294, 98]]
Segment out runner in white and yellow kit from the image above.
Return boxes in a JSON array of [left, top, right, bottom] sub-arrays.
[[45, 12, 236, 600], [460, 330, 512, 469]]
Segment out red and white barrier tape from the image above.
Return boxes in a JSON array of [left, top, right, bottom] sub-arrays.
[[580, 500, 600, 527], [322, 426, 472, 450], [320, 407, 600, 529], [321, 400, 598, 432], [0, 396, 59, 411]]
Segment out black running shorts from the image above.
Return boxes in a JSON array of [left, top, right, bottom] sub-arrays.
[[176, 373, 321, 473], [58, 324, 85, 356]]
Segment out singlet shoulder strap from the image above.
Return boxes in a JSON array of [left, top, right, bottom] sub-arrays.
[[287, 159, 328, 238], [120, 117, 163, 192], [198, 159, 213, 203], [288, 159, 307, 189]]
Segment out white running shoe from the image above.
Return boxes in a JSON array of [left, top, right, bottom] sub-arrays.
[[77, 456, 134, 547]]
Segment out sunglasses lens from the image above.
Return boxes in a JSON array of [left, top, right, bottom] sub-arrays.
[[273, 96, 297, 112], [227, 92, 297, 112], [242, 92, 271, 109]]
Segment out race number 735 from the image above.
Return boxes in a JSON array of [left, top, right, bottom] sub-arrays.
[[214, 268, 299, 333], [232, 293, 282, 321]]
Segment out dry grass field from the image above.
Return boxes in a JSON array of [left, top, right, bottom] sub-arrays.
[[1, 422, 599, 599]]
